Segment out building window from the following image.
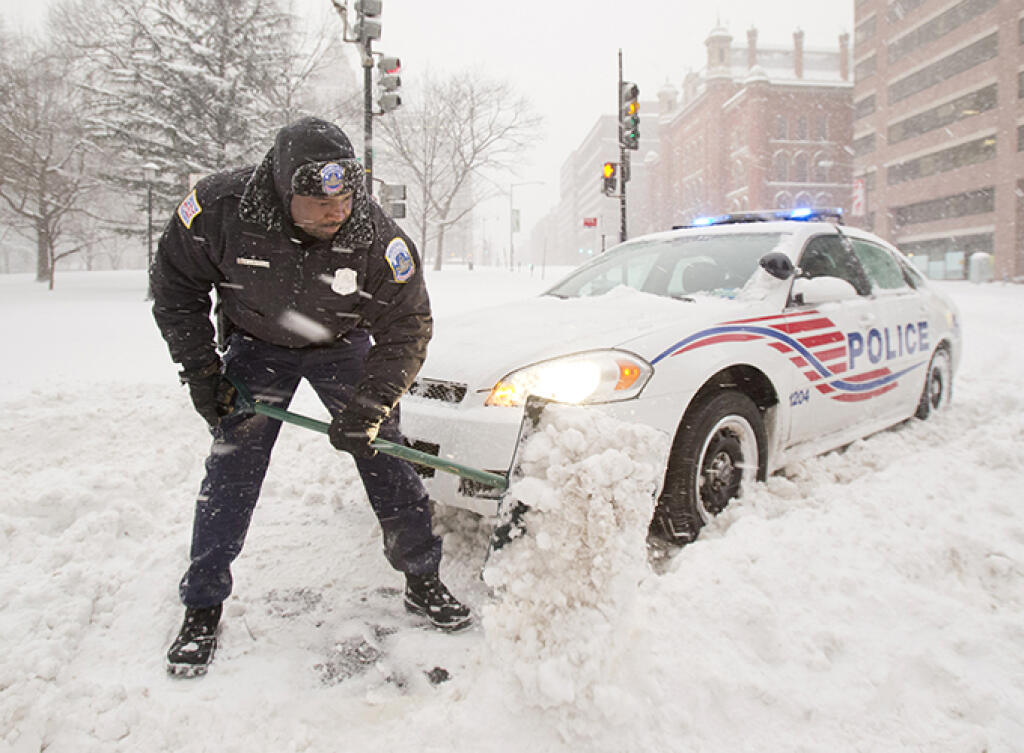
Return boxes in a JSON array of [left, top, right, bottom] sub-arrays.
[[794, 153, 809, 182], [887, 135, 997, 185], [853, 133, 876, 157], [900, 233, 993, 280], [1020, 16, 1024, 44], [888, 33, 998, 104], [775, 115, 788, 140], [795, 117, 809, 140], [815, 116, 828, 140], [774, 192, 793, 209], [887, 0, 998, 65], [1018, 125, 1024, 151], [888, 83, 997, 144], [854, 94, 876, 121], [855, 16, 877, 46], [855, 54, 877, 83], [888, 0, 928, 24], [772, 152, 789, 182], [1019, 70, 1024, 99], [813, 152, 829, 183], [794, 192, 813, 208], [890, 187, 995, 227]]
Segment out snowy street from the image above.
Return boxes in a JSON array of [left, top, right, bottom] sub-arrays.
[[1, 269, 1022, 752]]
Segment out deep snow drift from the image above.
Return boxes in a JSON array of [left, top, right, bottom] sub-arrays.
[[1, 268, 1022, 753]]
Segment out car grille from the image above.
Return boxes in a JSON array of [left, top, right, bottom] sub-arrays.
[[407, 440, 439, 478], [407, 378, 467, 404]]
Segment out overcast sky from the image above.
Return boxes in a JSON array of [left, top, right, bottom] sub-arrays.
[[7, 0, 854, 248]]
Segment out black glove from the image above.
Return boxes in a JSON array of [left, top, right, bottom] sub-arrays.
[[329, 395, 390, 459], [179, 361, 237, 428]]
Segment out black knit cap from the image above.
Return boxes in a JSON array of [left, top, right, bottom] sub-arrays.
[[271, 117, 360, 201]]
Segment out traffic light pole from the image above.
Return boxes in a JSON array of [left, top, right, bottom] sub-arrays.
[[363, 37, 374, 196], [618, 49, 627, 243]]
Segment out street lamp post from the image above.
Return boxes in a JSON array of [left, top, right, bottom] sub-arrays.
[[142, 162, 158, 300], [508, 180, 544, 272]]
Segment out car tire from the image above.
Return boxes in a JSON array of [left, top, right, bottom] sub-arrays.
[[652, 391, 766, 544], [915, 346, 952, 420]]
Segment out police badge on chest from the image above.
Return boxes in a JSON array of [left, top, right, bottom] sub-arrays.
[[330, 268, 358, 295]]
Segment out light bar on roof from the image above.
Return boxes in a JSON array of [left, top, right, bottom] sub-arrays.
[[681, 207, 844, 229]]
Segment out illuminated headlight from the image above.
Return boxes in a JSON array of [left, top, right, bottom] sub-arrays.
[[484, 350, 652, 407]]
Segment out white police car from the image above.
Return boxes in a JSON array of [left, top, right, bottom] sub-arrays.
[[400, 209, 961, 542]]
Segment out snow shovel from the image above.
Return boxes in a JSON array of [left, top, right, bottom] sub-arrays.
[[225, 375, 549, 507]]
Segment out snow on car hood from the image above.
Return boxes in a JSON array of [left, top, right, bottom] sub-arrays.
[[419, 286, 751, 389]]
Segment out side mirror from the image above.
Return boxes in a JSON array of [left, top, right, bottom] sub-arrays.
[[759, 252, 795, 280], [792, 276, 859, 305]]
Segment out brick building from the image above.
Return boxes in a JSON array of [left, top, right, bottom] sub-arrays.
[[528, 26, 854, 268], [642, 26, 854, 233], [852, 0, 1024, 280]]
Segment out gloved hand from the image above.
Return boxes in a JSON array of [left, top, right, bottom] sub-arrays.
[[329, 395, 390, 459], [179, 360, 237, 428]]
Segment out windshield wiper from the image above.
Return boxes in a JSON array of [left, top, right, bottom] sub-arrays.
[[670, 294, 696, 302]]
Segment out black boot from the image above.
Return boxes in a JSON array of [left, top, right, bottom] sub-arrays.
[[404, 574, 472, 632], [166, 604, 222, 677]]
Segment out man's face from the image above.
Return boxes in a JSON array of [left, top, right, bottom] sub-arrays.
[[290, 191, 354, 240]]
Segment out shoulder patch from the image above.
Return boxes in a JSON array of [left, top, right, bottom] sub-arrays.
[[384, 237, 415, 283], [176, 190, 203, 229]]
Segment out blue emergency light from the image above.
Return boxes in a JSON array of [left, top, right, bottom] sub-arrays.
[[681, 208, 844, 229]]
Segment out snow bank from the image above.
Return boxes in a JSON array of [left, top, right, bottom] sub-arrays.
[[1, 272, 1023, 753], [482, 405, 669, 739]]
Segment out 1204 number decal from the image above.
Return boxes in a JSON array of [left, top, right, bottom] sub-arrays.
[[789, 388, 810, 407]]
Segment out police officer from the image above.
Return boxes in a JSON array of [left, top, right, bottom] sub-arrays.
[[151, 117, 470, 677]]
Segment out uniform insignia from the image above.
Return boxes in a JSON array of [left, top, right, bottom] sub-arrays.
[[320, 163, 345, 196], [331, 267, 358, 295], [385, 237, 414, 283], [177, 190, 202, 229]]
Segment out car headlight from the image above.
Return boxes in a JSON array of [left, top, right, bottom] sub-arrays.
[[484, 350, 652, 407]]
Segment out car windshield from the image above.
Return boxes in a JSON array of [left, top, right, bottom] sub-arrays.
[[545, 232, 787, 300]]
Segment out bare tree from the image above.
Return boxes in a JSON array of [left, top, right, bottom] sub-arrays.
[[0, 33, 95, 285], [376, 72, 542, 270], [53, 0, 358, 226]]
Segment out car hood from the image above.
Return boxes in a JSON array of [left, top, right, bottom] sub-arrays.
[[418, 286, 749, 390]]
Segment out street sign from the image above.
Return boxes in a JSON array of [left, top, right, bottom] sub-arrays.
[[851, 178, 866, 216], [583, 217, 598, 228]]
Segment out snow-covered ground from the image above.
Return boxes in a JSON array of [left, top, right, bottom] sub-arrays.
[[2, 268, 1022, 753]]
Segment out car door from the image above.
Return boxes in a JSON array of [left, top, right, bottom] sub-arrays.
[[783, 234, 880, 447], [846, 237, 931, 420]]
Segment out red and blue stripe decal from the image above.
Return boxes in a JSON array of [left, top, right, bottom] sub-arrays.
[[651, 311, 926, 402]]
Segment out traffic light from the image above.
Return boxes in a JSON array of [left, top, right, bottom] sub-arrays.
[[620, 82, 639, 150], [380, 183, 406, 218], [601, 161, 617, 196], [354, 0, 382, 40], [377, 55, 402, 113]]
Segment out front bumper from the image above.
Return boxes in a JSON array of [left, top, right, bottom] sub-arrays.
[[399, 395, 523, 516]]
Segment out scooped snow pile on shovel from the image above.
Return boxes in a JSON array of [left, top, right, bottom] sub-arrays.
[[481, 404, 669, 733]]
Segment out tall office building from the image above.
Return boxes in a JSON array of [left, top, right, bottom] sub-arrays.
[[852, 0, 1023, 279]]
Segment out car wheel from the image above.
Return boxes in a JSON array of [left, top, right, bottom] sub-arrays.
[[652, 391, 766, 544], [915, 347, 952, 420]]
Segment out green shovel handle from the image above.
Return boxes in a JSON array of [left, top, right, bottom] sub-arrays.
[[227, 375, 508, 491]]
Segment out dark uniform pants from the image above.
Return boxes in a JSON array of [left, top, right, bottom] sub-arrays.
[[179, 331, 441, 608]]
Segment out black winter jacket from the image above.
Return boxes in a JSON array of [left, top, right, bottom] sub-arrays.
[[150, 127, 432, 410]]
